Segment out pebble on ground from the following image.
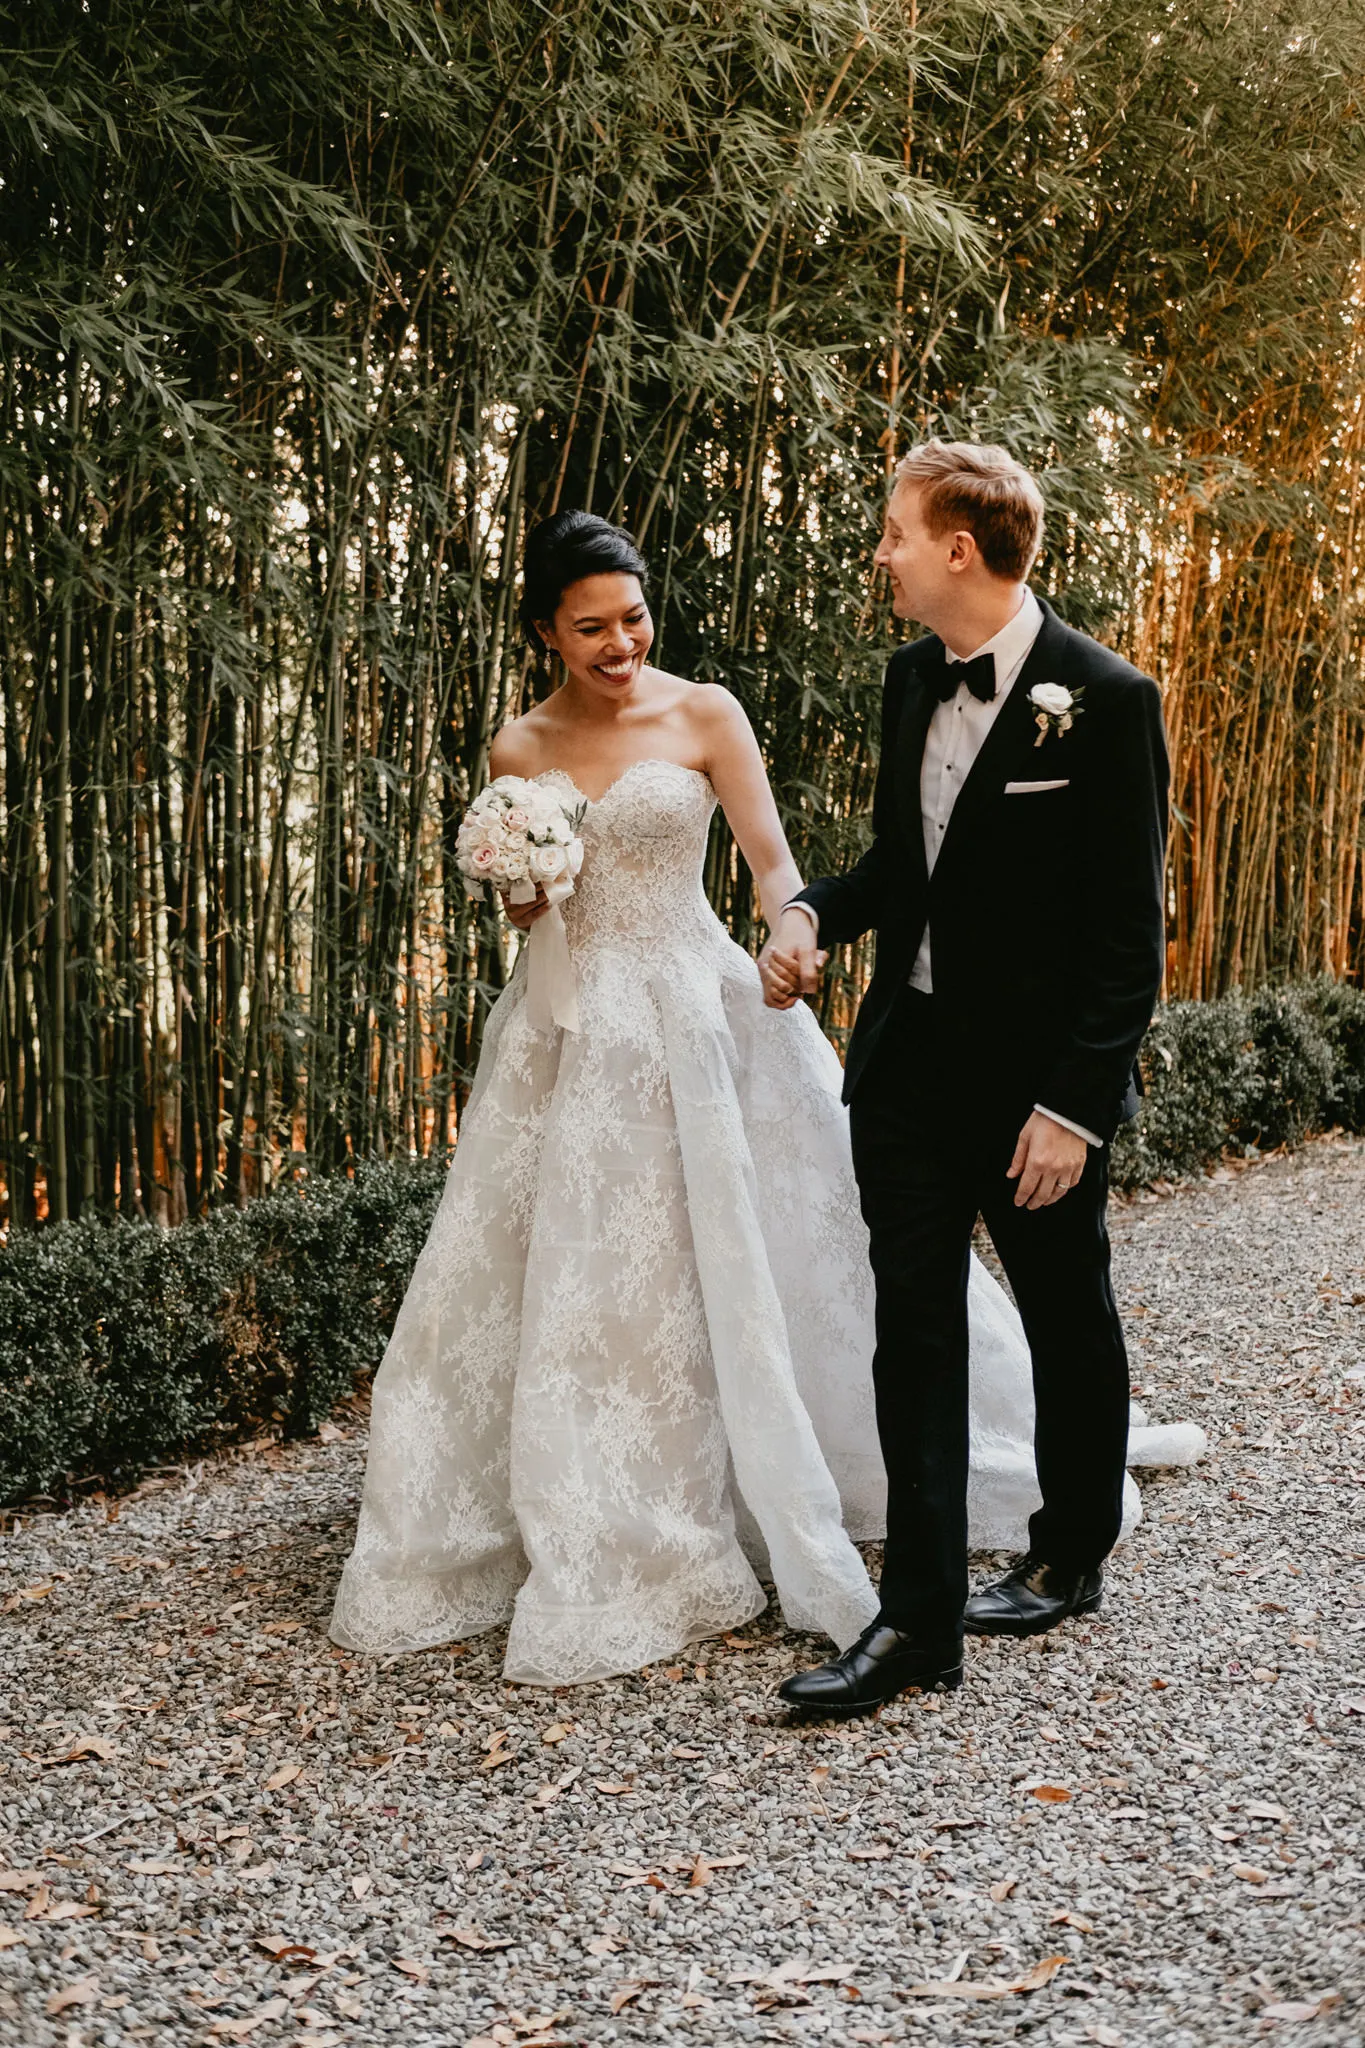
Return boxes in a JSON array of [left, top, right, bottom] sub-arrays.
[[2, 1136, 1363, 2048]]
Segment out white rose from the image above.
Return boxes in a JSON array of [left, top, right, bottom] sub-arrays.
[[529, 843, 568, 884], [500, 848, 531, 882], [565, 839, 584, 878], [1029, 682, 1073, 717], [547, 814, 572, 844]]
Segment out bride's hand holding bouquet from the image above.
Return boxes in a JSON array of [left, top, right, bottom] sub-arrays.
[[456, 776, 586, 1031]]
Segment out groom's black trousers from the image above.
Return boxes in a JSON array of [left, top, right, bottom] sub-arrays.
[[848, 988, 1131, 1647]]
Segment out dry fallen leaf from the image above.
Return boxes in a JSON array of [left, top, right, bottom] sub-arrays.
[[1049, 1910, 1094, 1932], [847, 1844, 892, 1861], [43, 1735, 120, 1767], [1030, 1784, 1071, 1803], [392, 1958, 428, 1984], [1088, 2026, 1124, 2047], [444, 1927, 514, 1952], [541, 1722, 571, 1745], [989, 1877, 1018, 1902], [1246, 1801, 1291, 1822], [905, 1955, 1066, 2000], [1261, 1999, 1335, 2022], [530, 1766, 582, 1808], [265, 1762, 301, 1790], [351, 1875, 372, 1899], [585, 1935, 624, 1956], [610, 1984, 644, 2014], [46, 1901, 100, 1921], [45, 1975, 99, 2016], [593, 1781, 633, 1796], [210, 1998, 290, 2038], [256, 1935, 313, 1961], [0, 1870, 42, 1892], [0, 1928, 28, 1951], [126, 1858, 179, 1875], [1233, 1863, 1269, 1884], [671, 1744, 704, 1759]]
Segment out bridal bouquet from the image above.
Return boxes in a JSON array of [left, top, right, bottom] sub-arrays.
[[456, 777, 586, 1033]]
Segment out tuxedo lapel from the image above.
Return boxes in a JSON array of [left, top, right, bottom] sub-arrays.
[[892, 649, 937, 894], [931, 598, 1072, 882]]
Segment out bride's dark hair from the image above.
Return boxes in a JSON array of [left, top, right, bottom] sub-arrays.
[[520, 510, 649, 655]]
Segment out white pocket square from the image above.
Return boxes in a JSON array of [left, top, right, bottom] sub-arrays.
[[1004, 778, 1070, 794]]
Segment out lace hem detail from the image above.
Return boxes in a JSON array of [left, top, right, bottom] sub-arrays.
[[328, 1545, 526, 1655], [503, 1547, 767, 1686]]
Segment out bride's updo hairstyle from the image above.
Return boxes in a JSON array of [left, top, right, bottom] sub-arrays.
[[520, 510, 650, 658]]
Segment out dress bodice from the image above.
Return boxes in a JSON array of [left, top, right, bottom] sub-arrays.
[[534, 759, 721, 957]]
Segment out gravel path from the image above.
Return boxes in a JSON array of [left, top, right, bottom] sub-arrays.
[[3, 1136, 1363, 2048]]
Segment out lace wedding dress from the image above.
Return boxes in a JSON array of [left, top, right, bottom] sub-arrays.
[[330, 760, 1204, 1684]]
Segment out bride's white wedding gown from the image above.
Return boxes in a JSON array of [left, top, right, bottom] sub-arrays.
[[330, 759, 1204, 1684]]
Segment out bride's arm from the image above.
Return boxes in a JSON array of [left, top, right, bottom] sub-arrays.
[[697, 688, 807, 928]]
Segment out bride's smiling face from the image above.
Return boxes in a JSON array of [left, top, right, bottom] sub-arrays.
[[537, 573, 654, 698]]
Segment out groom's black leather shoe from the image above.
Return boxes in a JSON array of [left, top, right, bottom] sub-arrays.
[[963, 1556, 1103, 1638], [778, 1623, 963, 1717]]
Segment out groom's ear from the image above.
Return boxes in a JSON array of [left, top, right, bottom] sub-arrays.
[[945, 528, 979, 575]]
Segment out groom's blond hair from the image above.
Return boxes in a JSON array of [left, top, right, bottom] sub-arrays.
[[893, 440, 1044, 582]]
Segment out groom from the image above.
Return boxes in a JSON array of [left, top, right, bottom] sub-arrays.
[[762, 439, 1168, 1713]]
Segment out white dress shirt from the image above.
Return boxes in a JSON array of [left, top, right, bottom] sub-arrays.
[[911, 588, 1043, 992], [786, 586, 1100, 1148]]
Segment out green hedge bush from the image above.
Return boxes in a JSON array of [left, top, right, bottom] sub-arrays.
[[1109, 976, 1365, 1188], [2, 980, 1363, 1508], [0, 1158, 446, 1508]]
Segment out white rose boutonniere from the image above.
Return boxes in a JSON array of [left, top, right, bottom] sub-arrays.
[[1028, 681, 1083, 747]]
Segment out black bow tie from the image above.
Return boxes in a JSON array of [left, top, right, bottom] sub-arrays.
[[930, 649, 997, 704]]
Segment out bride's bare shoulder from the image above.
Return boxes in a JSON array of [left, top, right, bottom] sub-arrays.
[[649, 671, 748, 732], [489, 707, 552, 777]]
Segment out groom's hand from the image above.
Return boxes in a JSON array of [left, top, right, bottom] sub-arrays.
[[1007, 1111, 1089, 1210], [759, 909, 826, 1009]]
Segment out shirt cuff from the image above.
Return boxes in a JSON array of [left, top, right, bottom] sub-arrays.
[[781, 900, 820, 936], [1035, 1104, 1102, 1148]]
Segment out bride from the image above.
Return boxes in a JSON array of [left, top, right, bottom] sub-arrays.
[[329, 510, 1202, 1686]]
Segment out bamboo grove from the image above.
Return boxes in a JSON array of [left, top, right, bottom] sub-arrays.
[[2, 0, 1363, 1227]]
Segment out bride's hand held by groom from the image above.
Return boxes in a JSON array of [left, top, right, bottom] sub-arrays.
[[759, 906, 827, 1009]]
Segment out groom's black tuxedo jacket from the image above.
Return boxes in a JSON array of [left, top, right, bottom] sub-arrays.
[[794, 596, 1169, 1143]]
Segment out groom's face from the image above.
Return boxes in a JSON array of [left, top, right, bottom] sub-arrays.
[[874, 483, 956, 621]]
